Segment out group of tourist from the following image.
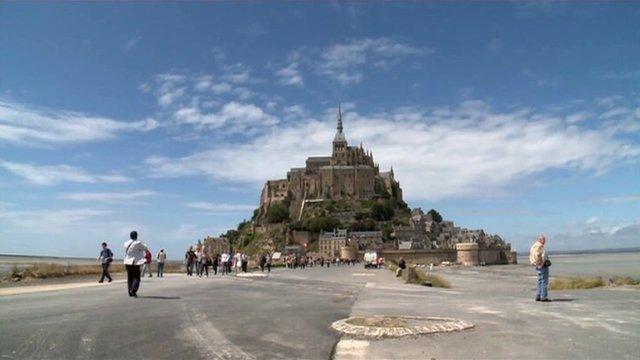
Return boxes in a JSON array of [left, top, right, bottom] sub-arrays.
[[184, 247, 272, 277], [282, 255, 359, 269], [100, 229, 553, 302]]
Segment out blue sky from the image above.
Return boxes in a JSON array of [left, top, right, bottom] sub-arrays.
[[1, 2, 639, 258]]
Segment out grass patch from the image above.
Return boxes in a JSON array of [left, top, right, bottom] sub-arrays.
[[387, 261, 451, 288], [9, 262, 184, 281], [549, 276, 605, 290], [607, 276, 640, 286], [346, 316, 409, 328]]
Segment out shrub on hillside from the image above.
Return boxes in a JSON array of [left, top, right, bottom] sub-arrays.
[[266, 203, 290, 223]]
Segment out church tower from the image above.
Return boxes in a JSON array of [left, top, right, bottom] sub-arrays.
[[332, 104, 348, 165]]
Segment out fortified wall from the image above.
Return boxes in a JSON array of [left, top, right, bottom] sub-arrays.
[[356, 245, 517, 266]]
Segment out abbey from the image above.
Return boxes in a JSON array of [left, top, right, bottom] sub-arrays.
[[256, 107, 402, 222]]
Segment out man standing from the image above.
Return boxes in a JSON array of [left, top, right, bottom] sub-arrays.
[[156, 249, 166, 278], [529, 235, 551, 302], [97, 242, 113, 283], [123, 231, 148, 297]]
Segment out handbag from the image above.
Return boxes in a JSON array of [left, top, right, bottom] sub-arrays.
[[543, 259, 552, 267]]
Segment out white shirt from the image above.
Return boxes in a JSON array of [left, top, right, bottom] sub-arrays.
[[221, 253, 230, 262], [123, 239, 148, 265]]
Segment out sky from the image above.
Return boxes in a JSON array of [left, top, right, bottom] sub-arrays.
[[1, 2, 639, 258]]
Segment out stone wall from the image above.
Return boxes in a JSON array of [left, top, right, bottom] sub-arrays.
[[356, 246, 517, 266]]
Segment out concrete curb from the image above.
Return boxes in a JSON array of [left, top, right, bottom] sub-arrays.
[[331, 315, 474, 339]]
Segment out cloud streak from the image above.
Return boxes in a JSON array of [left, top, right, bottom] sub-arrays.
[[0, 160, 129, 186], [144, 100, 640, 201], [0, 100, 157, 146]]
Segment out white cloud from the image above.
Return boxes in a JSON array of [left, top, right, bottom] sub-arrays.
[[0, 208, 113, 232], [0, 160, 129, 186], [552, 221, 640, 250], [185, 202, 256, 214], [60, 190, 156, 202], [586, 216, 600, 225], [153, 72, 187, 108], [0, 100, 158, 146], [276, 62, 304, 86], [319, 38, 428, 85], [194, 75, 214, 91], [145, 100, 640, 201], [602, 70, 640, 80], [172, 101, 278, 132]]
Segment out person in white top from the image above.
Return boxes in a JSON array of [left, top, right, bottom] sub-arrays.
[[123, 231, 148, 297], [221, 252, 230, 275], [156, 249, 167, 278]]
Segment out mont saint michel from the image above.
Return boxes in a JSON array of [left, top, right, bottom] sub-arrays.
[[234, 107, 516, 266]]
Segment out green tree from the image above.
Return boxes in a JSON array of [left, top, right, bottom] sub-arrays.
[[371, 200, 395, 221], [266, 203, 290, 223], [428, 209, 443, 223]]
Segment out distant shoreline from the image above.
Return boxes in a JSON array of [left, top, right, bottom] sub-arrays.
[[3, 246, 640, 261]]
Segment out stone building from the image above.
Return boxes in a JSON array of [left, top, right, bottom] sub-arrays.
[[256, 106, 403, 223], [318, 228, 348, 258]]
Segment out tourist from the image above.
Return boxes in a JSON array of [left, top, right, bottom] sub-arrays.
[[141, 247, 153, 278], [397, 257, 406, 277], [241, 253, 248, 273], [123, 231, 148, 297], [195, 248, 203, 277], [221, 251, 230, 275], [97, 242, 113, 283], [234, 252, 242, 273], [156, 249, 166, 277], [185, 246, 196, 276], [212, 253, 219, 275], [266, 253, 272, 273], [200, 251, 210, 277], [259, 253, 267, 272], [529, 235, 551, 302]]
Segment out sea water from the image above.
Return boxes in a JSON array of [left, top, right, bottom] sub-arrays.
[[519, 251, 640, 278]]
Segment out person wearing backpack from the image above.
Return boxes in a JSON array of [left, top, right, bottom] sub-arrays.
[[123, 231, 148, 297], [97, 242, 113, 283]]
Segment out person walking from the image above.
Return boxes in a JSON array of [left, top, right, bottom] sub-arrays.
[[212, 253, 219, 275], [185, 246, 196, 276], [123, 231, 148, 297], [201, 251, 210, 277], [266, 253, 272, 273], [221, 251, 230, 275], [97, 242, 113, 283], [529, 235, 551, 302], [241, 253, 248, 273], [259, 253, 266, 272], [141, 247, 153, 278], [397, 257, 406, 277], [156, 249, 166, 278]]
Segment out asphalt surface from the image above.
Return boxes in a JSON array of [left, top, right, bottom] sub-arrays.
[[1, 265, 639, 359]]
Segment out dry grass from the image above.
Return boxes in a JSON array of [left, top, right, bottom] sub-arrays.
[[346, 316, 409, 328], [607, 276, 639, 286], [387, 261, 451, 288], [9, 261, 184, 281], [549, 276, 605, 290]]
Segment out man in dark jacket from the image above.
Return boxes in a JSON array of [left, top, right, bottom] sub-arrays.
[[185, 247, 197, 276], [98, 242, 113, 283]]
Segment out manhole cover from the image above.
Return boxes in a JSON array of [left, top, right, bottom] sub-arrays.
[[332, 315, 474, 338]]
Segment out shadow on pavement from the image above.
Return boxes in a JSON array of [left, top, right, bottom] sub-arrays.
[[551, 298, 574, 302], [138, 295, 181, 300]]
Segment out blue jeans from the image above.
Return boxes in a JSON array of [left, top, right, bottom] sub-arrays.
[[157, 262, 164, 277], [536, 266, 549, 300]]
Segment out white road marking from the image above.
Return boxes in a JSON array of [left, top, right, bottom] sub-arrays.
[[352, 273, 375, 277], [333, 339, 370, 360]]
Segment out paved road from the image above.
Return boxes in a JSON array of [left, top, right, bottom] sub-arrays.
[[1, 265, 639, 359], [0, 267, 364, 359]]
